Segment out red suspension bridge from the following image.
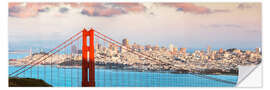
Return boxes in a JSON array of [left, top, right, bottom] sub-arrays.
[[8, 28, 237, 87]]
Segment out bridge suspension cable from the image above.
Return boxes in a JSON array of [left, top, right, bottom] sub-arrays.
[[9, 29, 237, 87], [9, 31, 82, 77]]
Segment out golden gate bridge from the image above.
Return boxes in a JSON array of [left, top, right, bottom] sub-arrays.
[[8, 28, 237, 87]]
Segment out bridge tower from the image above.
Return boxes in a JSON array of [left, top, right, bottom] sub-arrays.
[[82, 28, 95, 87]]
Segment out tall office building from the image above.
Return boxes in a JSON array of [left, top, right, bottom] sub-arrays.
[[29, 48, 32, 57], [71, 45, 78, 54], [180, 48, 187, 54], [97, 43, 101, 50], [119, 38, 129, 53], [108, 43, 113, 50], [173, 47, 178, 52], [122, 38, 129, 47], [256, 48, 261, 54], [207, 46, 211, 54], [169, 44, 174, 52], [219, 48, 224, 53]]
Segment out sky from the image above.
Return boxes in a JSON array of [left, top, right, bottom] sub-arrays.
[[8, 2, 261, 50]]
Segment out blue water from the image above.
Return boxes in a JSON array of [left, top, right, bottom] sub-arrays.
[[9, 53, 29, 59], [9, 65, 238, 87]]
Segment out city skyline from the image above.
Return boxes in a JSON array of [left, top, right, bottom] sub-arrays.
[[8, 3, 261, 50]]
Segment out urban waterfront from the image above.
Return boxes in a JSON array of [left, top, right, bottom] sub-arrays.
[[8, 39, 261, 87], [9, 39, 262, 75], [9, 65, 238, 87]]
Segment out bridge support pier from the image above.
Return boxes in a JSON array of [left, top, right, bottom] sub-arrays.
[[82, 28, 95, 87]]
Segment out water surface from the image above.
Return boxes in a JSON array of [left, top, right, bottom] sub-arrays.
[[9, 65, 238, 87]]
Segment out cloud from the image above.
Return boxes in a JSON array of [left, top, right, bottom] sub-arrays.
[[81, 7, 125, 17], [9, 3, 39, 18], [80, 3, 145, 17], [160, 3, 230, 14], [110, 3, 146, 12], [8, 3, 58, 18], [8, 2, 146, 18], [79, 3, 122, 17], [160, 3, 210, 14]]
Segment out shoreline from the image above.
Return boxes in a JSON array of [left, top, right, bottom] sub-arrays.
[[9, 60, 238, 76], [9, 64, 238, 76], [58, 64, 238, 76], [57, 60, 238, 76]]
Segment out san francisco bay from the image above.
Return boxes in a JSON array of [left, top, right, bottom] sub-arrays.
[[9, 65, 238, 87]]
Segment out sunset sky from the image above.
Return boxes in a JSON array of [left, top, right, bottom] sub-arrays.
[[8, 2, 261, 50]]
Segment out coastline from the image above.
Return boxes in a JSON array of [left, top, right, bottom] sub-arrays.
[[56, 60, 238, 76], [9, 60, 238, 76]]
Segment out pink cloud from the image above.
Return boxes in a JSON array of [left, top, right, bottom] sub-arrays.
[[112, 3, 146, 12], [9, 3, 59, 18], [9, 3, 40, 18], [80, 3, 104, 8], [160, 3, 229, 14], [80, 3, 145, 17], [81, 7, 124, 17], [161, 3, 210, 14], [9, 2, 146, 18]]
